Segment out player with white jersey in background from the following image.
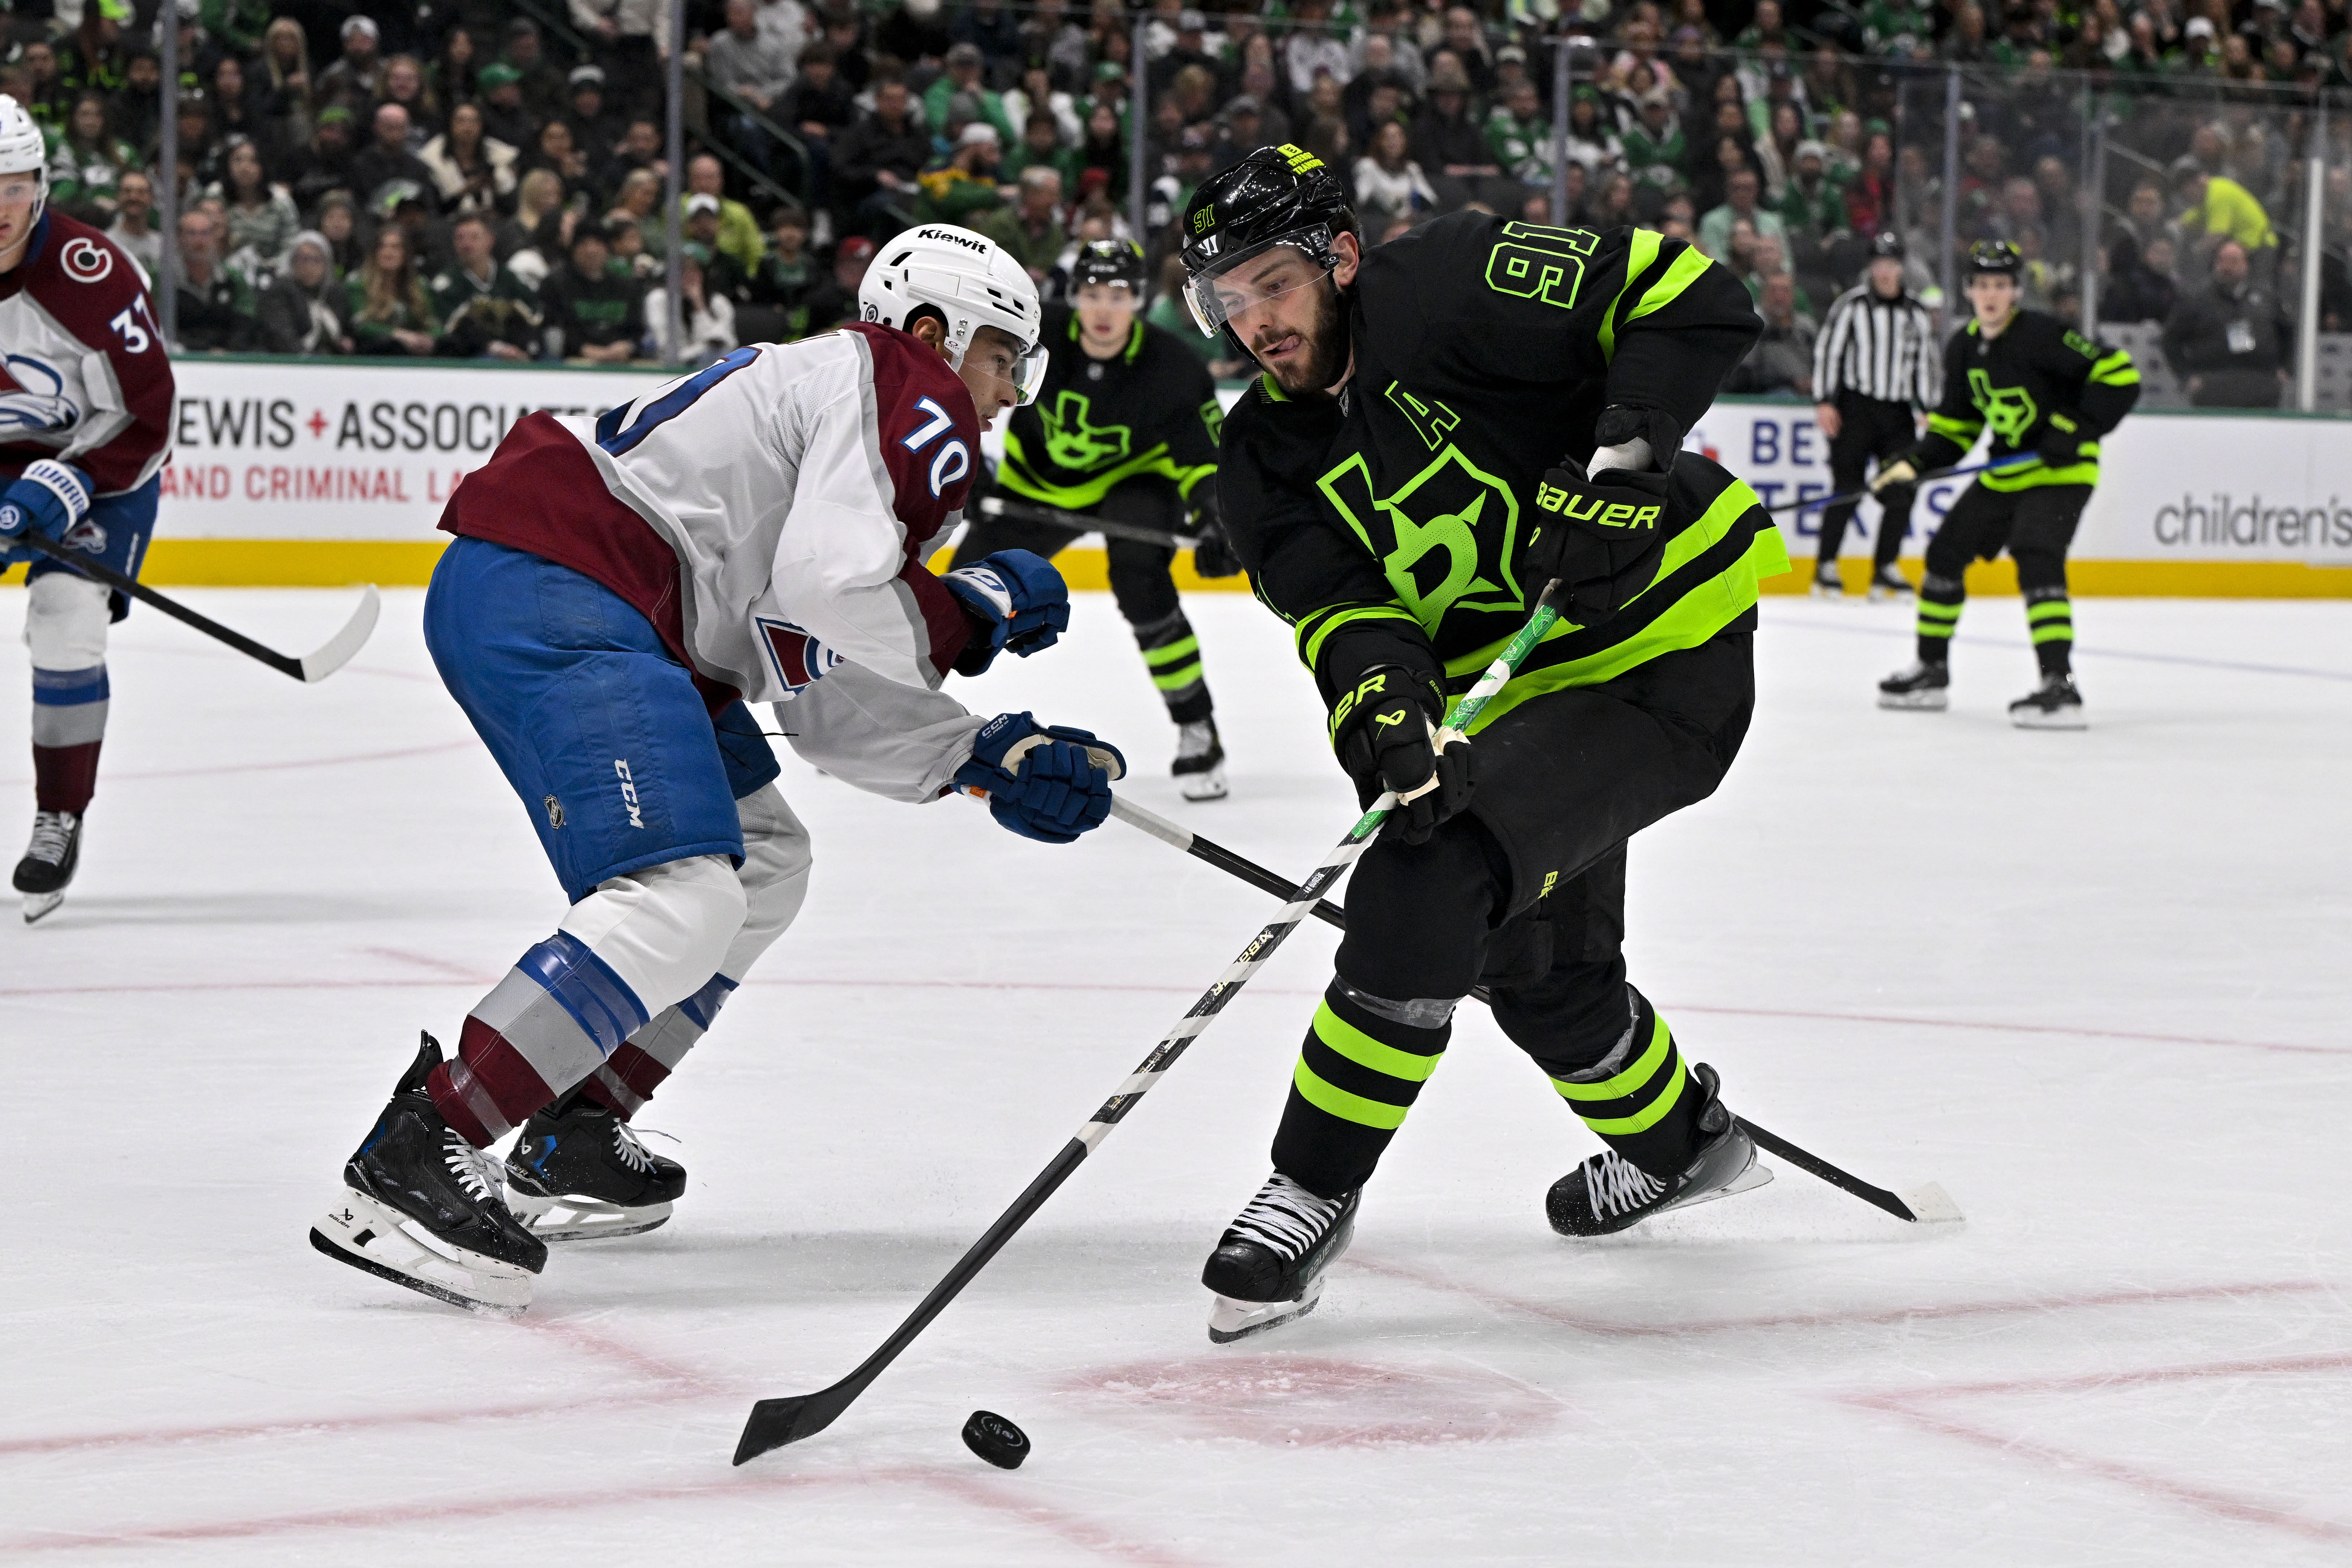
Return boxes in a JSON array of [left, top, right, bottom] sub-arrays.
[[311, 225, 1126, 1316], [0, 94, 174, 924]]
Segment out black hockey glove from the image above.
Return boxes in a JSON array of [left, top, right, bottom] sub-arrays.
[[2036, 412, 2084, 467], [1188, 489, 1241, 578], [1524, 457, 1672, 626], [1329, 664, 1473, 845], [1591, 404, 1685, 473]]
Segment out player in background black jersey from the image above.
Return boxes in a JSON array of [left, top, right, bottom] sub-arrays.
[[950, 240, 1241, 799], [1873, 241, 2140, 728], [1178, 145, 1790, 1342]]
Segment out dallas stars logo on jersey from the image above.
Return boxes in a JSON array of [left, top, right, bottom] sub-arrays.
[[1317, 383, 1524, 624], [1037, 390, 1132, 472]]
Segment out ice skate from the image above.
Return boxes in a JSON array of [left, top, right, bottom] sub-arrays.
[[505, 1093, 686, 1242], [13, 809, 81, 924], [2009, 674, 2086, 729], [1202, 1173, 1358, 1342], [311, 1033, 547, 1315], [1810, 563, 1843, 598], [1867, 565, 1915, 602], [1174, 717, 1227, 801], [1547, 1064, 1771, 1237], [1877, 660, 1949, 710]]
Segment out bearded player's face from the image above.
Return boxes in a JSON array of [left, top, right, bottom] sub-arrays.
[[1222, 232, 1361, 397]]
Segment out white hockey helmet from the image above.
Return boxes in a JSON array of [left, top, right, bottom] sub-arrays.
[[858, 224, 1049, 405], [0, 95, 47, 226]]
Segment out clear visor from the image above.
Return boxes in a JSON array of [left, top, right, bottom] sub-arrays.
[[1182, 232, 1336, 337], [1008, 338, 1050, 406]]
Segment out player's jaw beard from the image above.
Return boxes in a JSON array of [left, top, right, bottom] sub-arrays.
[[1253, 277, 1351, 398]]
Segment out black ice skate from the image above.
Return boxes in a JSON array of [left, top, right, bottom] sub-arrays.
[[2008, 674, 2086, 729], [311, 1033, 547, 1315], [14, 808, 81, 924], [505, 1093, 686, 1242], [1867, 565, 1916, 603], [1877, 660, 1950, 711], [1174, 716, 1228, 801], [1546, 1064, 1772, 1237], [1810, 563, 1843, 599], [1201, 1173, 1358, 1343]]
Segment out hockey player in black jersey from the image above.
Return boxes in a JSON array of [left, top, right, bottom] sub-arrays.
[[950, 240, 1241, 799], [1873, 241, 2140, 728], [1178, 145, 1790, 1341]]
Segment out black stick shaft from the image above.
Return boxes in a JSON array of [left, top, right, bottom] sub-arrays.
[[978, 494, 1199, 550], [14, 531, 303, 679], [1734, 1119, 1917, 1220]]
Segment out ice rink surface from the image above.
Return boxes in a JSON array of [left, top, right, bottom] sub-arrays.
[[2, 583, 2347, 1565]]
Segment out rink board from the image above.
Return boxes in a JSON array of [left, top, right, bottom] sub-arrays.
[[7, 359, 2348, 595]]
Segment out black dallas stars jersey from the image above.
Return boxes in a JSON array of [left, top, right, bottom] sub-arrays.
[[997, 305, 1223, 510], [1914, 309, 2139, 492], [1218, 213, 1787, 732]]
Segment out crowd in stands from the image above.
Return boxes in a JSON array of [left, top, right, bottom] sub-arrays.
[[3, 0, 2345, 402]]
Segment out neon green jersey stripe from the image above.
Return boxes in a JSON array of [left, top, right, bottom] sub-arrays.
[[1917, 601, 1964, 621], [1928, 414, 1983, 440], [1141, 635, 1201, 666], [1551, 1015, 1670, 1101], [1313, 1002, 1444, 1084], [1575, 1057, 1689, 1135], [1628, 245, 1715, 327], [2025, 600, 2072, 622], [2030, 624, 2074, 644], [1918, 622, 1958, 638], [1300, 603, 1419, 669], [1293, 1058, 1410, 1130]]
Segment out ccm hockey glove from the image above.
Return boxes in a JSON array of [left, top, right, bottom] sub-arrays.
[[0, 459, 93, 565], [1524, 456, 1671, 626], [945, 550, 1071, 675], [1328, 664, 1473, 845], [954, 711, 1127, 844]]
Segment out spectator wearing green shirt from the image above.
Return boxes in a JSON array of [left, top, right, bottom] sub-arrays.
[[925, 43, 1016, 150], [1482, 78, 1553, 191], [2174, 165, 2274, 267], [345, 224, 439, 357], [1003, 112, 1078, 188], [978, 166, 1068, 284], [676, 152, 766, 277], [44, 92, 136, 218], [914, 122, 1009, 226], [1619, 90, 1687, 189], [1700, 168, 1790, 265]]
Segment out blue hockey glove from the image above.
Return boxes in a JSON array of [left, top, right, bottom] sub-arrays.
[[0, 460, 92, 565], [954, 711, 1127, 844], [944, 550, 1070, 675]]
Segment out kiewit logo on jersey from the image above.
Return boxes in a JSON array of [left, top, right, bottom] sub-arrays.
[[59, 237, 115, 283], [613, 759, 645, 828]]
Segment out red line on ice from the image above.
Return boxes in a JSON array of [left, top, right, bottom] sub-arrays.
[[1347, 1259, 2334, 1340], [1845, 1351, 2352, 1545]]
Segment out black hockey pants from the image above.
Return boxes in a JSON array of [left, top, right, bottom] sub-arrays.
[[950, 475, 1212, 723], [1273, 631, 1757, 1198], [1915, 482, 2090, 678]]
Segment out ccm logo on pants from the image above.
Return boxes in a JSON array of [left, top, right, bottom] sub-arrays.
[[614, 759, 644, 828]]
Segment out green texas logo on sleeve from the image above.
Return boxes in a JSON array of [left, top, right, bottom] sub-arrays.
[[1317, 383, 1524, 624], [1035, 389, 1132, 472]]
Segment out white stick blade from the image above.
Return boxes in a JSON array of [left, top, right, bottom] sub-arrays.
[[299, 585, 382, 682], [1899, 1182, 1965, 1224]]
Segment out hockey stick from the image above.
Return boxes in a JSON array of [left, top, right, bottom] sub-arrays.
[[12, 531, 382, 682], [977, 493, 1201, 550], [1765, 453, 2040, 514], [732, 586, 1566, 1466], [1104, 796, 1962, 1226]]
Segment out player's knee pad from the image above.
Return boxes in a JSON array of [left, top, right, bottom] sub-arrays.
[[2011, 546, 2068, 594], [1104, 541, 1181, 626], [731, 784, 813, 963], [23, 572, 111, 669], [561, 853, 748, 1015], [1920, 570, 1965, 599], [1336, 818, 1503, 999]]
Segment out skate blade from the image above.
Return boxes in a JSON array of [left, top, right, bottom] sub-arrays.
[[1877, 690, 1949, 711], [1178, 763, 1228, 802], [1656, 1160, 1775, 1218], [506, 1186, 672, 1243], [21, 891, 64, 924], [311, 1189, 534, 1316], [1208, 1277, 1326, 1345], [2012, 708, 2087, 730], [1898, 1182, 1965, 1224], [1868, 587, 1916, 603]]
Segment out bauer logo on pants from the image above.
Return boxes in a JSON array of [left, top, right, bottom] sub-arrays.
[[613, 761, 644, 829]]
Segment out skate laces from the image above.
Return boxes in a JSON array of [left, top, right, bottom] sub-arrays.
[[441, 1132, 505, 1203], [1229, 1174, 1344, 1261], [609, 1119, 655, 1174], [23, 811, 75, 866], [1585, 1151, 1666, 1220]]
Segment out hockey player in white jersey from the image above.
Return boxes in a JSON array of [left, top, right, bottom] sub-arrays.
[[311, 226, 1126, 1316], [0, 94, 175, 922]]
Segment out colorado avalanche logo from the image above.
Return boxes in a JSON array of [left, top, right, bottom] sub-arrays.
[[0, 355, 78, 435], [59, 237, 114, 283], [61, 516, 108, 554], [757, 616, 845, 700]]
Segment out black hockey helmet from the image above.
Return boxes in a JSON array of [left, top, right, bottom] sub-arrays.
[[1175, 142, 1358, 338], [1965, 239, 2023, 279], [1869, 230, 1905, 260], [1070, 237, 1147, 296]]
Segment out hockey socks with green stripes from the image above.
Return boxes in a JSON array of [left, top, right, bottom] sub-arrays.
[[1270, 981, 1454, 1198]]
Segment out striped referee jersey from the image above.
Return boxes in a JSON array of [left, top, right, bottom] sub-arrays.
[[1812, 285, 1941, 406]]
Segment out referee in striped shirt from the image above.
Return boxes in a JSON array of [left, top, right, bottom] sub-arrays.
[[1811, 232, 1942, 600]]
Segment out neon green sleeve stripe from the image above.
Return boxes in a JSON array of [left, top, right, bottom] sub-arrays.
[[1551, 1015, 1671, 1101], [1313, 1002, 1443, 1084], [1293, 1058, 1410, 1130], [1928, 413, 1984, 439], [1626, 244, 1715, 327], [2091, 362, 2140, 386], [1298, 603, 1419, 669], [1595, 229, 1666, 362], [1173, 463, 1215, 499]]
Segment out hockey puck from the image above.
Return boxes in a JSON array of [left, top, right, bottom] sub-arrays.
[[961, 1409, 1030, 1470]]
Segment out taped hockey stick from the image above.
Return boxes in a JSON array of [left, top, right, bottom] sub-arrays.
[[1765, 452, 2041, 514], [12, 532, 381, 682], [977, 493, 1201, 550], [732, 586, 1566, 1466], [1105, 800, 1962, 1226]]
